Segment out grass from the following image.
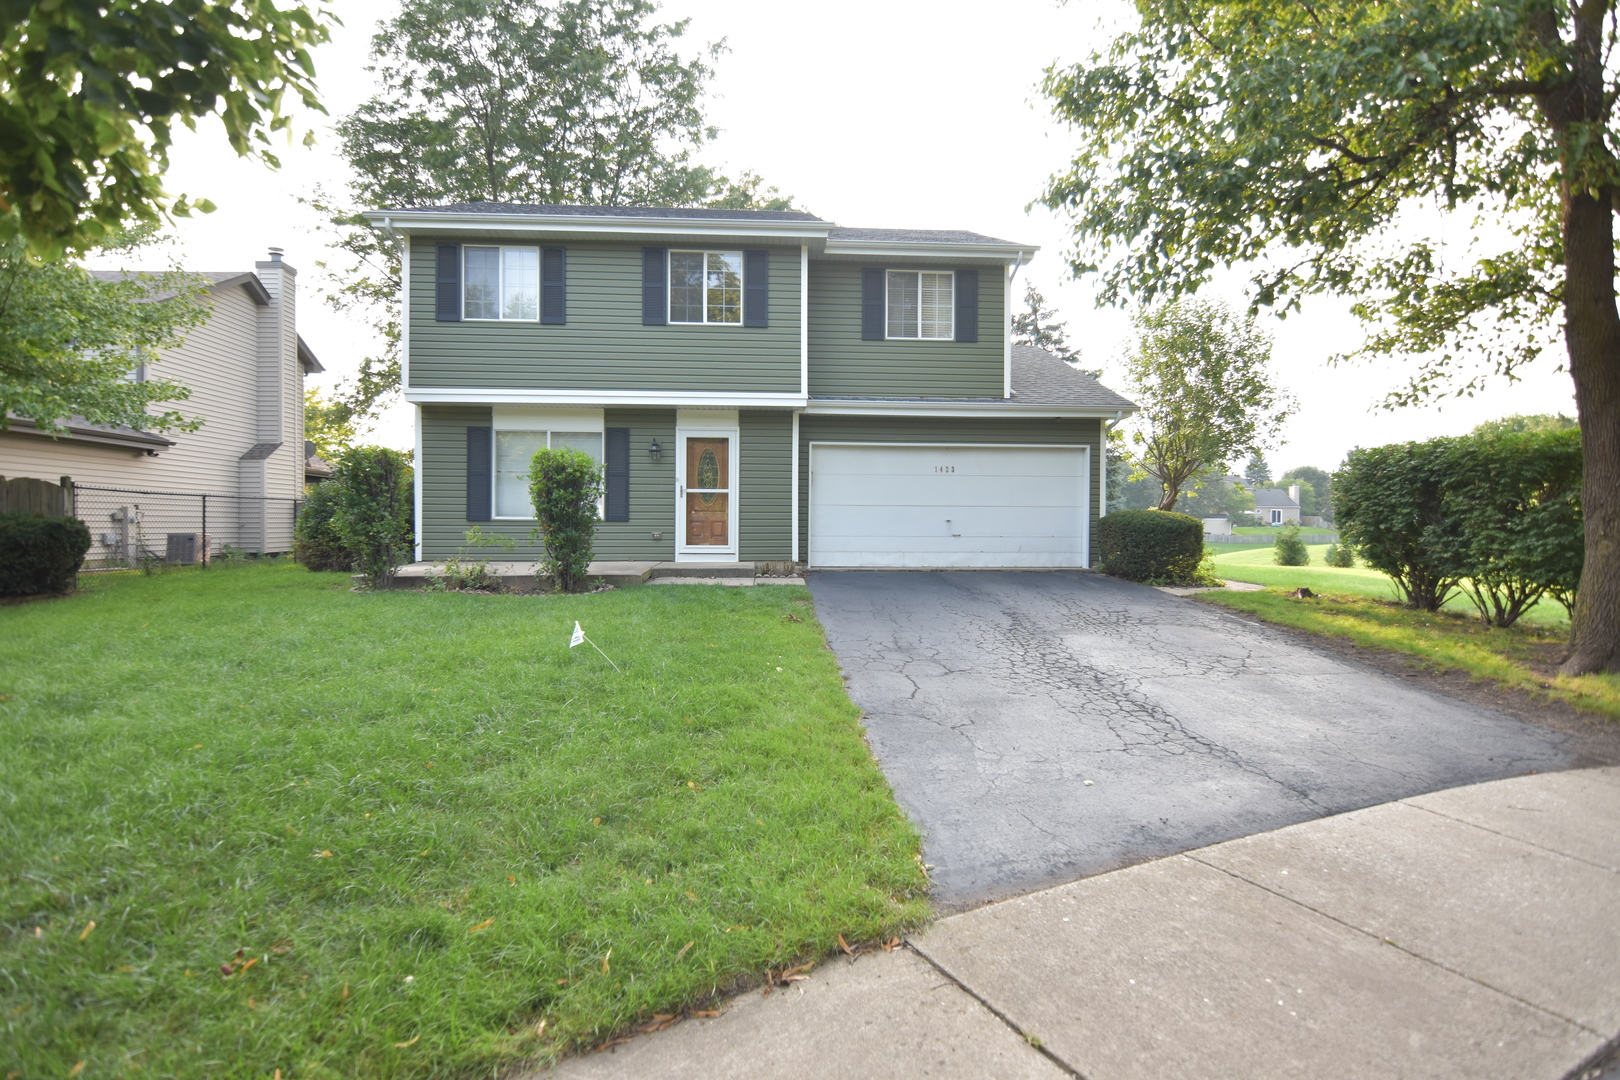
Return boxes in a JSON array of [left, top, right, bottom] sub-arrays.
[[0, 562, 927, 1079], [1210, 544, 1570, 629], [1226, 525, 1339, 536], [1196, 586, 1620, 721]]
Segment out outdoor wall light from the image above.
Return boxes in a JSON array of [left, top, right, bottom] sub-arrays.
[[647, 438, 662, 462]]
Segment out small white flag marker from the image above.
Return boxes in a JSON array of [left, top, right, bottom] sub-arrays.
[[567, 621, 621, 673]]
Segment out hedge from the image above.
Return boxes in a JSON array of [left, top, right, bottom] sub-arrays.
[[292, 481, 353, 572], [332, 447, 414, 589], [1096, 509, 1206, 583], [1335, 430, 1582, 625], [0, 512, 92, 596]]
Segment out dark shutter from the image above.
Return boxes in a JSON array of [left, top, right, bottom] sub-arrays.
[[603, 427, 630, 522], [642, 248, 668, 325], [744, 250, 769, 327], [466, 426, 492, 521], [436, 243, 461, 321], [861, 268, 884, 340], [954, 268, 979, 343], [541, 246, 566, 324]]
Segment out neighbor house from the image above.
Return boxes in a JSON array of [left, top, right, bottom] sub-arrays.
[[363, 204, 1137, 568], [0, 250, 322, 559], [1251, 484, 1302, 526]]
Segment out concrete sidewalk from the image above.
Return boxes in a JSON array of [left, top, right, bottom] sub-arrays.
[[538, 767, 1620, 1079]]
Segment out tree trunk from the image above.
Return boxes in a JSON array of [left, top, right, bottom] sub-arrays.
[[1558, 188, 1620, 675]]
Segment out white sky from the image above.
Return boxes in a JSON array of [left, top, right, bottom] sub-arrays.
[[94, 0, 1578, 471]]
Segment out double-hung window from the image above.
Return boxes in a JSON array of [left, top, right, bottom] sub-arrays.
[[494, 430, 604, 518], [464, 246, 540, 321], [886, 270, 953, 339], [669, 250, 743, 324]]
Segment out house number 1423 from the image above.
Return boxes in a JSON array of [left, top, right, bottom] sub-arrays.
[[934, 465, 956, 473]]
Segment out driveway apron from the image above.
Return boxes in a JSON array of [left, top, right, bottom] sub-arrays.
[[807, 570, 1580, 908]]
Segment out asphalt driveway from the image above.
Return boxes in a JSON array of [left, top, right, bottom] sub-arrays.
[[808, 570, 1586, 908]]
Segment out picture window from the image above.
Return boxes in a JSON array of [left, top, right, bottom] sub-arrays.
[[669, 250, 743, 324], [464, 246, 539, 321], [494, 430, 603, 518], [886, 270, 953, 339]]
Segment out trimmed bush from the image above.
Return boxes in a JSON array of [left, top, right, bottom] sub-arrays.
[[292, 481, 352, 572], [1336, 430, 1582, 625], [1097, 509, 1207, 583], [528, 446, 602, 593], [0, 512, 91, 596], [1323, 542, 1355, 568], [1273, 521, 1309, 565], [332, 447, 414, 589]]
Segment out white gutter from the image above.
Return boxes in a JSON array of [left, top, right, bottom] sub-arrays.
[[362, 209, 830, 244]]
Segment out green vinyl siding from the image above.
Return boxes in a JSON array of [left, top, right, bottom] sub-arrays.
[[796, 414, 1103, 564], [739, 410, 791, 561], [419, 405, 678, 562], [409, 240, 801, 393], [807, 260, 1004, 398]]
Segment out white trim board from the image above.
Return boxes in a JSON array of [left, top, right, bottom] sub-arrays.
[[405, 388, 808, 408], [675, 420, 741, 562]]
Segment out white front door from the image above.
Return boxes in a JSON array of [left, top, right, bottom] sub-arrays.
[[675, 427, 738, 560], [808, 442, 1089, 568]]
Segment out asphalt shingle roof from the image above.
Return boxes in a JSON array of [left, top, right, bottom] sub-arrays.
[[1252, 488, 1300, 507], [1009, 345, 1137, 408], [390, 201, 827, 223], [826, 226, 1023, 246]]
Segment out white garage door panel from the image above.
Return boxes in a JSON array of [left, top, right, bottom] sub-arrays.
[[809, 444, 1088, 568]]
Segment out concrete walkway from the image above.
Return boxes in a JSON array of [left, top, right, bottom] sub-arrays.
[[538, 767, 1620, 1079]]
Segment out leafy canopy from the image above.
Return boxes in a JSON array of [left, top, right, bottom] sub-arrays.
[[1123, 299, 1291, 510], [314, 0, 793, 419], [0, 230, 210, 432], [0, 0, 336, 260], [1039, 0, 1617, 403]]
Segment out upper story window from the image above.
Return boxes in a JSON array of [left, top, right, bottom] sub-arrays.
[[465, 246, 539, 321], [669, 250, 742, 324], [887, 270, 954, 339]]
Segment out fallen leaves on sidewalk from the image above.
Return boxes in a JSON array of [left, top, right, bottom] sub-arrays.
[[761, 961, 814, 996]]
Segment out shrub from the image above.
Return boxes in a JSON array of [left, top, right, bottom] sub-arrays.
[[528, 447, 602, 593], [1323, 542, 1355, 568], [1273, 521, 1309, 565], [1336, 431, 1583, 625], [292, 481, 353, 572], [0, 512, 91, 596], [424, 527, 514, 593], [332, 447, 414, 589], [1096, 509, 1209, 583], [1335, 441, 1460, 610]]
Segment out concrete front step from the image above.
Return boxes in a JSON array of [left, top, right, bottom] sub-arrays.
[[385, 560, 765, 591]]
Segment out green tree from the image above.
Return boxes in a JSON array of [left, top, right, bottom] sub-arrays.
[[527, 446, 602, 593], [0, 231, 210, 433], [1273, 521, 1309, 566], [332, 446, 414, 589], [1013, 282, 1088, 369], [313, 0, 791, 419], [1175, 471, 1256, 520], [1472, 413, 1580, 436], [0, 0, 336, 260], [1039, 0, 1620, 673], [303, 389, 359, 464], [1124, 300, 1291, 510], [1244, 453, 1271, 489]]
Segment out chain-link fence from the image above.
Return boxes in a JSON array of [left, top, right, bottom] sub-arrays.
[[70, 484, 303, 570]]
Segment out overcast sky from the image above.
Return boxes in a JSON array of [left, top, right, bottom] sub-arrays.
[[94, 0, 1579, 473]]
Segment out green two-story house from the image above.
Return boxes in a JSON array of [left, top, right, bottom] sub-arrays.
[[361, 203, 1136, 569]]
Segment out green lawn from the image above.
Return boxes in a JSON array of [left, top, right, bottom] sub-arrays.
[[0, 563, 926, 1079], [1196, 588, 1620, 721], [1227, 525, 1339, 536], [1210, 544, 1570, 629]]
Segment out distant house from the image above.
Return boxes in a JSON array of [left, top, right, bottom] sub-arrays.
[[1251, 484, 1302, 526], [0, 249, 323, 560]]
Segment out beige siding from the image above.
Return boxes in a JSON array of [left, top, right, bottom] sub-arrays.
[[0, 268, 309, 557]]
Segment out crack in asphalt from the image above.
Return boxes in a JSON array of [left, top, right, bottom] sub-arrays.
[[808, 570, 1578, 908]]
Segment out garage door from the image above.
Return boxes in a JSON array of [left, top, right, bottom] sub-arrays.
[[808, 443, 1089, 568]]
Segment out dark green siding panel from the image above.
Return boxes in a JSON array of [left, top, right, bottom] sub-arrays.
[[409, 240, 801, 393], [807, 261, 1004, 398], [739, 410, 791, 561], [597, 409, 676, 561], [795, 414, 1103, 565], [419, 405, 678, 561]]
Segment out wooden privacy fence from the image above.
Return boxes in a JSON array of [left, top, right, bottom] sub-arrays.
[[0, 475, 74, 516]]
